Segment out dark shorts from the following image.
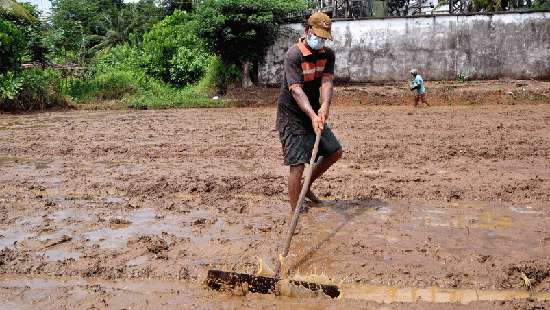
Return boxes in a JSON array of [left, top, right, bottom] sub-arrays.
[[278, 125, 342, 166]]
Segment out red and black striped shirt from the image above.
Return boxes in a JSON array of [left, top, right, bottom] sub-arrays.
[[276, 38, 335, 134]]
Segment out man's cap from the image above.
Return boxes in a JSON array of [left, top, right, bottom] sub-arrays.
[[308, 12, 333, 40], [410, 69, 418, 75]]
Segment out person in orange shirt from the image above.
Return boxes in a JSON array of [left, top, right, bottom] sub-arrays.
[[275, 12, 343, 213]]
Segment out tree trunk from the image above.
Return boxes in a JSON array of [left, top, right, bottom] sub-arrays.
[[242, 61, 253, 88]]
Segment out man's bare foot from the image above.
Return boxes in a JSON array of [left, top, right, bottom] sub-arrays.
[[305, 189, 321, 204]]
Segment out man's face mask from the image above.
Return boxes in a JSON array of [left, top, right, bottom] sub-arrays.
[[307, 33, 326, 50]]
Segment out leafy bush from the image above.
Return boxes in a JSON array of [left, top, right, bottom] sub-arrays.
[[63, 43, 218, 108], [0, 18, 25, 73], [0, 71, 22, 100], [193, 0, 307, 66], [456, 72, 469, 83], [169, 45, 212, 86], [0, 69, 69, 111], [87, 70, 138, 100], [533, 0, 550, 9], [194, 55, 242, 95], [64, 44, 147, 101], [142, 10, 211, 86], [91, 44, 146, 75]]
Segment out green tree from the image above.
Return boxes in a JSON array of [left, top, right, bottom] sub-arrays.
[[83, 9, 135, 56], [1, 2, 47, 63], [48, 0, 124, 61], [469, 0, 502, 11], [48, 0, 162, 62], [87, 0, 163, 51], [48, 0, 98, 61], [532, 0, 550, 9], [193, 0, 307, 86], [142, 10, 211, 86], [159, 0, 193, 15], [0, 17, 24, 72], [124, 0, 163, 45]]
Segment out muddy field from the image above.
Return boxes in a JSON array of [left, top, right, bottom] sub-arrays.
[[1, 81, 550, 309]]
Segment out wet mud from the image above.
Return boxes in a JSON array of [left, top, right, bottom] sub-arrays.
[[1, 96, 549, 308]]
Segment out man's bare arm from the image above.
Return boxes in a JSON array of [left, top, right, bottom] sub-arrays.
[[319, 75, 333, 122], [290, 86, 323, 134], [320, 75, 333, 107], [290, 86, 316, 118]]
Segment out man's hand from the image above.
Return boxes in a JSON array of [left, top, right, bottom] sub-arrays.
[[318, 103, 330, 124], [311, 114, 324, 136]]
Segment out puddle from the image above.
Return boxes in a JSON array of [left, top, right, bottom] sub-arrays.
[[374, 205, 391, 215], [48, 209, 77, 222], [374, 234, 400, 244], [341, 284, 550, 304], [103, 196, 124, 204], [0, 156, 52, 170], [419, 210, 512, 230], [0, 228, 35, 249], [37, 229, 75, 243], [510, 206, 543, 214], [0, 156, 24, 166], [1, 274, 548, 305], [39, 249, 81, 262], [34, 161, 50, 170], [126, 255, 149, 267], [82, 208, 216, 249], [0, 274, 188, 293], [0, 216, 42, 249]]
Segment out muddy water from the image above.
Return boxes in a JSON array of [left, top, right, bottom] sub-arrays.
[[1, 105, 549, 308], [341, 284, 550, 303], [1, 274, 549, 308]]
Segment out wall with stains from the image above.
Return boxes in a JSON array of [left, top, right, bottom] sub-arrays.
[[259, 12, 550, 83]]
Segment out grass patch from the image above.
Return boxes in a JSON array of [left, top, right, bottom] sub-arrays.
[[128, 87, 225, 109]]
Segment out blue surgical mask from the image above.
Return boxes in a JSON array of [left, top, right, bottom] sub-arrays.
[[307, 34, 326, 50]]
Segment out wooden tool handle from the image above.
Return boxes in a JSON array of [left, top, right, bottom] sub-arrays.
[[275, 131, 321, 276]]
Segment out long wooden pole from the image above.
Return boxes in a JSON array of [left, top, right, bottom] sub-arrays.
[[275, 131, 321, 276]]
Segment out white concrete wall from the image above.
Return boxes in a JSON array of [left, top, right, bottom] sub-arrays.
[[259, 12, 550, 83]]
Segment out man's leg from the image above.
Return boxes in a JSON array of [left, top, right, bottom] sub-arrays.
[[414, 94, 420, 107], [310, 149, 342, 185], [287, 128, 342, 209], [307, 126, 343, 202], [294, 150, 342, 207], [289, 164, 305, 212], [422, 94, 429, 106]]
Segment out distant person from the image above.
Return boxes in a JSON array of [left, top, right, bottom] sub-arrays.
[[409, 69, 429, 107], [275, 12, 343, 213]]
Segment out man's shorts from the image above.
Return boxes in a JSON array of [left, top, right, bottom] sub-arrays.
[[278, 124, 342, 166]]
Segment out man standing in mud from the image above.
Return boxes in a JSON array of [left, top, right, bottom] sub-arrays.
[[276, 12, 343, 213]]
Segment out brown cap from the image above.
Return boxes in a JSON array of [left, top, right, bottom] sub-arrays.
[[308, 12, 333, 40]]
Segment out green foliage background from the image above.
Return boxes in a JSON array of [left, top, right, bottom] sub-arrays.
[[142, 10, 211, 86], [194, 0, 306, 66], [0, 17, 24, 72], [0, 0, 302, 111]]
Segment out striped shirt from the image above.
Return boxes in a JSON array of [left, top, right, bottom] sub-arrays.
[[276, 38, 335, 134]]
